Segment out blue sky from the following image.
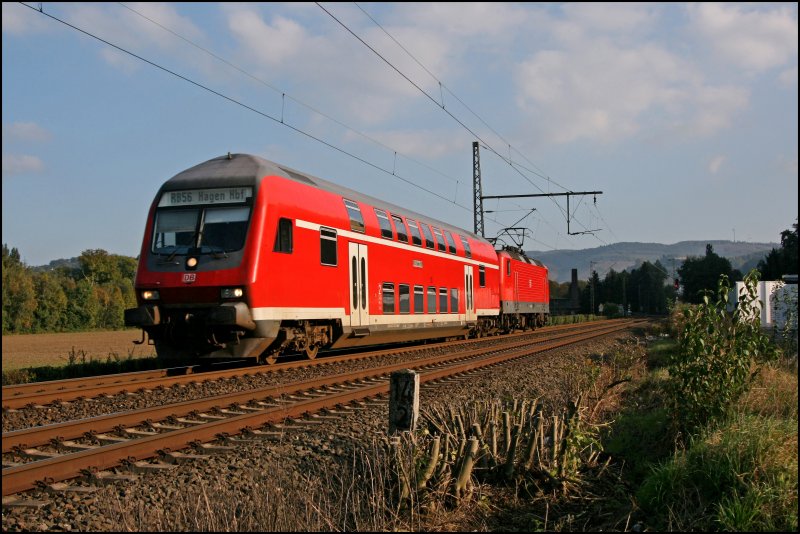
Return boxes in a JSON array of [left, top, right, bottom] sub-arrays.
[[3, 2, 797, 267]]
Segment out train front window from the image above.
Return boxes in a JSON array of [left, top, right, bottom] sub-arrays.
[[152, 209, 200, 254], [152, 206, 250, 255], [200, 206, 250, 252]]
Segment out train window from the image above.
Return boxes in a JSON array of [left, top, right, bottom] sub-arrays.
[[407, 220, 422, 246], [414, 286, 424, 313], [153, 209, 199, 254], [432, 228, 446, 252], [343, 199, 365, 233], [459, 235, 471, 258], [427, 287, 436, 313], [273, 218, 293, 253], [444, 232, 457, 254], [392, 215, 409, 243], [320, 227, 337, 266], [507, 260, 511, 276], [199, 206, 250, 253], [399, 284, 410, 313], [421, 224, 435, 249], [479, 265, 486, 287], [439, 288, 448, 313], [382, 283, 395, 314], [374, 209, 394, 239], [450, 288, 458, 313]]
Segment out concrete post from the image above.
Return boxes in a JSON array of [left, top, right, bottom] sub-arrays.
[[389, 369, 419, 434]]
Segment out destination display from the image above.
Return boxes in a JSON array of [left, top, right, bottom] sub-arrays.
[[158, 187, 253, 207]]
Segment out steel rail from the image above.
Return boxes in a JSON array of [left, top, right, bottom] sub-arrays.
[[2, 320, 644, 496], [2, 321, 631, 453], [3, 320, 629, 409]]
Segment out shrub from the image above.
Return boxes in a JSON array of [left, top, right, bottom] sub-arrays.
[[666, 270, 778, 436]]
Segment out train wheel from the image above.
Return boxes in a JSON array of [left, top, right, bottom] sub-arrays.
[[305, 344, 319, 359], [262, 353, 278, 365]]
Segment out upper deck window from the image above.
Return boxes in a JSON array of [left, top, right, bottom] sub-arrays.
[[392, 215, 409, 243], [444, 231, 457, 254], [459, 235, 471, 258], [343, 199, 365, 233], [432, 227, 446, 252], [374, 209, 394, 239], [421, 224, 435, 249], [407, 220, 422, 246]]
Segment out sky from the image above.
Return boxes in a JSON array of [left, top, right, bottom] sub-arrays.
[[2, 2, 798, 267]]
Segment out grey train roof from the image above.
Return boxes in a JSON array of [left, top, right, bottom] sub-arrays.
[[162, 153, 488, 245]]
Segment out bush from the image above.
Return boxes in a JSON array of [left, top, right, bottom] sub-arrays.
[[666, 271, 778, 435]]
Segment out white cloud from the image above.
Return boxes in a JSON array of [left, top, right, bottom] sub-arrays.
[[2, 154, 45, 176], [688, 3, 798, 73], [224, 4, 426, 127], [709, 155, 725, 174], [2, 122, 51, 143], [2, 3, 51, 34], [346, 128, 468, 160], [227, 11, 306, 67], [62, 3, 206, 72], [513, 5, 754, 144], [779, 66, 798, 88], [393, 2, 530, 38]]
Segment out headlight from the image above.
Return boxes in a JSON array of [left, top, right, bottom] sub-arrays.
[[221, 287, 244, 299], [142, 290, 160, 301]]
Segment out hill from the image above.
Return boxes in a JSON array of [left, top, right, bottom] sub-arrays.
[[527, 240, 778, 282]]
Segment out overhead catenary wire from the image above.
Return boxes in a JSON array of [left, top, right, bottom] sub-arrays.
[[115, 2, 461, 189], [354, 2, 573, 194], [20, 2, 564, 249], [323, 3, 603, 244], [19, 3, 461, 208], [22, 2, 603, 254]]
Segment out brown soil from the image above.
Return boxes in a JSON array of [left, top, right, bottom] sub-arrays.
[[1, 330, 156, 370]]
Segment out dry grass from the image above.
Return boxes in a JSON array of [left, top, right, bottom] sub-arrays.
[[740, 362, 799, 420], [1, 329, 156, 370]]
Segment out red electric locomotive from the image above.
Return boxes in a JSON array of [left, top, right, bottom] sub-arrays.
[[125, 153, 549, 363]]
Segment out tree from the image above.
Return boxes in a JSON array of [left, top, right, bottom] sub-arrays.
[[2, 245, 37, 333], [757, 221, 798, 280], [33, 273, 68, 332], [678, 244, 734, 304]]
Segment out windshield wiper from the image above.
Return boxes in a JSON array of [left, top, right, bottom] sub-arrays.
[[157, 248, 182, 265]]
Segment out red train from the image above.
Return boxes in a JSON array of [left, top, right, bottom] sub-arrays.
[[125, 153, 549, 363]]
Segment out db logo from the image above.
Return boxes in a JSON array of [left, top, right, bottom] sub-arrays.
[[183, 273, 197, 284]]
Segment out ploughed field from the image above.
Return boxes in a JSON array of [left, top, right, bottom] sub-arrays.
[[1, 330, 156, 371]]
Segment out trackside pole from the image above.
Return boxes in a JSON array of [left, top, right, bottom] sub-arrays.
[[389, 369, 419, 434]]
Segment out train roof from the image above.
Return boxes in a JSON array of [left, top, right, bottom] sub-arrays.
[[497, 247, 547, 268], [163, 153, 490, 246]]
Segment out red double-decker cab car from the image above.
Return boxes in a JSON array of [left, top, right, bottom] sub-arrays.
[[125, 153, 549, 363]]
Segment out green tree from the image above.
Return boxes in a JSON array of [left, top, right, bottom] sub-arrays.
[[678, 244, 735, 304], [757, 221, 798, 280], [2, 245, 37, 333], [33, 272, 68, 332], [64, 279, 100, 330]]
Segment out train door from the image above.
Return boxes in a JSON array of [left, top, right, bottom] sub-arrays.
[[464, 265, 476, 321], [348, 243, 369, 327]]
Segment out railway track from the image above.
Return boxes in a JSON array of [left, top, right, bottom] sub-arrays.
[[2, 319, 645, 497], [2, 320, 631, 410]]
